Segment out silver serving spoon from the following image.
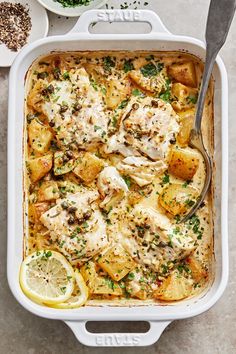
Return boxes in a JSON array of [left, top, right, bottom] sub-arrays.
[[180, 0, 236, 223]]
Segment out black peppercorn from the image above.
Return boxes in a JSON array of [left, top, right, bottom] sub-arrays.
[[60, 105, 68, 113], [65, 150, 73, 159], [68, 216, 75, 225], [61, 201, 69, 210], [68, 206, 77, 214]]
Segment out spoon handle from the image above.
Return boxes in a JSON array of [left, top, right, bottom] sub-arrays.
[[194, 0, 236, 133]]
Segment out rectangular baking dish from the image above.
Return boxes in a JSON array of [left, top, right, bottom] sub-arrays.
[[7, 9, 228, 347]]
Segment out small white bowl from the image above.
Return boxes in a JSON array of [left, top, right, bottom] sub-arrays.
[[36, 0, 108, 17], [0, 0, 48, 67]]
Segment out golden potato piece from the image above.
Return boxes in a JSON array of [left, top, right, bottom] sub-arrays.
[[27, 80, 45, 112], [127, 191, 143, 206], [159, 183, 198, 216], [35, 233, 53, 250], [186, 256, 208, 283], [154, 270, 192, 301], [28, 119, 53, 154], [54, 151, 74, 176], [168, 62, 197, 87], [28, 202, 50, 223], [73, 153, 104, 184], [168, 147, 199, 180], [97, 244, 136, 281], [38, 181, 60, 202], [171, 83, 198, 112], [80, 261, 122, 296], [27, 154, 52, 182], [134, 289, 147, 300], [105, 78, 131, 109], [177, 109, 195, 146]]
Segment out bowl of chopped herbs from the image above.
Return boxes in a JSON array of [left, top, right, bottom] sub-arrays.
[[36, 0, 108, 16]]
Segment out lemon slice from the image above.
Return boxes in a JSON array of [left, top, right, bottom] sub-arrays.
[[20, 250, 75, 305], [51, 270, 88, 309]]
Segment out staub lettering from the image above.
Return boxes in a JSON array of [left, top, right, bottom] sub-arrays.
[[95, 334, 141, 346], [97, 10, 141, 22]]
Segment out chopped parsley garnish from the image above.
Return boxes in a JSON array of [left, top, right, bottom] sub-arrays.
[[140, 62, 163, 77], [55, 0, 93, 8], [103, 56, 115, 71], [140, 63, 158, 77], [132, 88, 143, 96], [159, 79, 171, 102], [127, 272, 135, 280], [111, 115, 118, 127], [122, 175, 132, 188], [94, 125, 101, 132], [90, 79, 98, 91], [162, 173, 170, 184], [187, 95, 198, 104], [188, 214, 203, 240], [105, 278, 115, 290], [123, 59, 134, 73], [118, 99, 129, 109], [62, 71, 70, 80]]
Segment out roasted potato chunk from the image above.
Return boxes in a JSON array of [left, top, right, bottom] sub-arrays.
[[27, 154, 52, 182], [28, 202, 50, 223], [54, 151, 74, 176], [177, 109, 195, 146], [154, 270, 192, 301], [80, 261, 122, 296], [168, 147, 199, 180], [186, 256, 208, 283], [27, 80, 45, 112], [159, 183, 198, 216], [97, 244, 136, 281], [105, 78, 131, 109], [73, 153, 104, 184], [168, 62, 197, 87], [35, 232, 53, 249], [28, 119, 53, 154], [171, 83, 198, 111], [38, 181, 60, 202]]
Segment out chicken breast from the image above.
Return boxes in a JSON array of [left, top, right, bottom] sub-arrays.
[[117, 156, 167, 186], [40, 190, 108, 264], [41, 67, 108, 149], [97, 166, 128, 210], [105, 97, 179, 161], [121, 205, 196, 271]]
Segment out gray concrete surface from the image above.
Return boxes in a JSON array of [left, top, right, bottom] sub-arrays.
[[0, 0, 235, 352]]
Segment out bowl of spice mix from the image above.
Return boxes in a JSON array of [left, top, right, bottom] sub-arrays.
[[0, 0, 48, 67]]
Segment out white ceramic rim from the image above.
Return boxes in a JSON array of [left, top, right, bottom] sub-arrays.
[[7, 10, 229, 347], [36, 0, 108, 17]]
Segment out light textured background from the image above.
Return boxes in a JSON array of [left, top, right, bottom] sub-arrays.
[[0, 0, 235, 352]]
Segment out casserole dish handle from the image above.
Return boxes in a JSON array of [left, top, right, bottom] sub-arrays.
[[65, 320, 171, 346], [69, 9, 171, 35]]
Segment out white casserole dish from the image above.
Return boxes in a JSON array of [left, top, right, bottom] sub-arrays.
[[7, 9, 229, 347]]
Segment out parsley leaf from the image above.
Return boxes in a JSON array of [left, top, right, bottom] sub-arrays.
[[103, 56, 115, 71], [123, 59, 134, 73], [118, 99, 129, 109]]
